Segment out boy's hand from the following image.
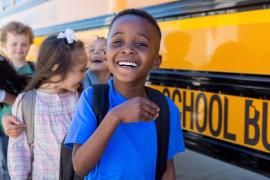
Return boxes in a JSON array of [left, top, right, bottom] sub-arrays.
[[2, 115, 25, 138], [109, 97, 159, 123]]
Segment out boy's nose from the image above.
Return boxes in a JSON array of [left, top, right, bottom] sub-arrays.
[[17, 45, 23, 51], [121, 45, 136, 55], [96, 50, 105, 55]]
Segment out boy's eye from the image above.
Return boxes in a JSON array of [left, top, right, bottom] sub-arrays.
[[112, 40, 123, 46], [100, 49, 106, 54], [136, 42, 147, 48], [89, 49, 94, 53]]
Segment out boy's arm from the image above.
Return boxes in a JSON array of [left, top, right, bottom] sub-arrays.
[[162, 160, 176, 180], [72, 111, 120, 177]]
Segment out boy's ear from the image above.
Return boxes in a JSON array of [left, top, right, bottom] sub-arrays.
[[1, 43, 8, 55], [151, 54, 162, 70]]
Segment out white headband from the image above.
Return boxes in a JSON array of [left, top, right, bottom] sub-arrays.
[[57, 28, 77, 44]]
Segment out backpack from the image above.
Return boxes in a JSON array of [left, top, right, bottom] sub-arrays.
[[22, 84, 170, 180], [21, 89, 36, 179]]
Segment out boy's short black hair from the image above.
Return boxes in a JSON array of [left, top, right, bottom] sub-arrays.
[[109, 9, 161, 39]]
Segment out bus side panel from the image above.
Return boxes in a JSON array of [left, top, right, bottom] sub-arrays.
[[159, 9, 270, 75], [151, 85, 270, 154]]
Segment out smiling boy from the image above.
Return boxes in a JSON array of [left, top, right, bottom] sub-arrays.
[[65, 9, 185, 180]]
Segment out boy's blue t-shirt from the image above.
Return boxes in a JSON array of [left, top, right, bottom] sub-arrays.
[[65, 80, 185, 180]]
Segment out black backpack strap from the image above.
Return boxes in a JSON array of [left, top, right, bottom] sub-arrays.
[[59, 136, 82, 180], [92, 84, 110, 126], [146, 87, 170, 180], [59, 85, 110, 180]]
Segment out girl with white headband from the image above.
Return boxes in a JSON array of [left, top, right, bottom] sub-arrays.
[[7, 29, 87, 180]]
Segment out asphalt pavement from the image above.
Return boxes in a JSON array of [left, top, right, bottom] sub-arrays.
[[174, 149, 268, 180]]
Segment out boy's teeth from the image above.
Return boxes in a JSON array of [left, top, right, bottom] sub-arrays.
[[118, 61, 138, 67]]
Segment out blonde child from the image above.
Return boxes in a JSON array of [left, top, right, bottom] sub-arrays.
[[0, 21, 34, 75], [0, 21, 34, 137], [84, 37, 111, 88], [0, 21, 34, 180], [8, 29, 87, 179]]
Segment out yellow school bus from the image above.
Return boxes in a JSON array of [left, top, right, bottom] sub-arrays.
[[1, 0, 269, 176]]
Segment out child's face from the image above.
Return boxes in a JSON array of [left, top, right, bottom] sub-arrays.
[[107, 15, 161, 84], [88, 38, 108, 73], [60, 49, 88, 92], [2, 32, 31, 61]]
